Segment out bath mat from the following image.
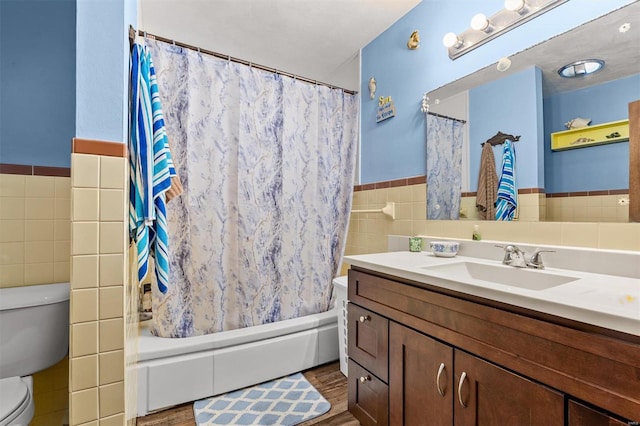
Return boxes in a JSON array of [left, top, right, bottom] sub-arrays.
[[193, 372, 331, 425]]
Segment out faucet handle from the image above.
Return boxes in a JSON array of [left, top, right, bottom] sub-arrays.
[[528, 249, 555, 269]]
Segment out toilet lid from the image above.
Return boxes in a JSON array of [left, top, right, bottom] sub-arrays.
[[0, 377, 29, 421]]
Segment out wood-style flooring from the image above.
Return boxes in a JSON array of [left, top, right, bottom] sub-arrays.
[[136, 361, 359, 426]]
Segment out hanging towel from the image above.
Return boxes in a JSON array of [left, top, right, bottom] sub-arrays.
[[476, 142, 498, 220], [495, 140, 518, 221], [129, 42, 176, 293]]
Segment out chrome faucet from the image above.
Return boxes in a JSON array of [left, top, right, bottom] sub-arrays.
[[497, 244, 527, 268], [497, 245, 555, 269]]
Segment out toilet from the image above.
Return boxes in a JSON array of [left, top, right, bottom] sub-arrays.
[[0, 282, 70, 426]]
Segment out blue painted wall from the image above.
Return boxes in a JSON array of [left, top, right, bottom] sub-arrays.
[[360, 0, 634, 184], [544, 74, 640, 193], [469, 67, 543, 190], [76, 0, 135, 144], [0, 0, 76, 167]]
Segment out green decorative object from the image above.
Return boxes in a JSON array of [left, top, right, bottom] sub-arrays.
[[409, 237, 423, 252]]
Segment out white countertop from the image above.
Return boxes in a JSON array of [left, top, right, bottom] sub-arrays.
[[344, 251, 640, 336]]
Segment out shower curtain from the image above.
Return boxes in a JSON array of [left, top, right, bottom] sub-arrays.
[[146, 39, 359, 338], [426, 114, 464, 220]]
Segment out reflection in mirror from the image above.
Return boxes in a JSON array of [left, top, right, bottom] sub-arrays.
[[425, 2, 640, 223]]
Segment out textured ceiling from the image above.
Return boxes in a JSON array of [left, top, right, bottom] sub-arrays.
[[139, 0, 422, 90]]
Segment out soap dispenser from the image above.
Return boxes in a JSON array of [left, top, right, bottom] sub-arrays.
[[472, 225, 481, 241]]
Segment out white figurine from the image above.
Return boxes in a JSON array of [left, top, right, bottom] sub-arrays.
[[368, 77, 376, 100]]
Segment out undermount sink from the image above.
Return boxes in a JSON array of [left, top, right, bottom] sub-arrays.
[[420, 261, 580, 291]]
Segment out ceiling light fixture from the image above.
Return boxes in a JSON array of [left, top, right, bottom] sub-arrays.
[[557, 59, 605, 78], [443, 0, 568, 60]]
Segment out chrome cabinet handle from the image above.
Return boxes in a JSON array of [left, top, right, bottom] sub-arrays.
[[359, 315, 370, 323], [457, 372, 468, 408], [436, 362, 446, 397], [359, 375, 371, 384]]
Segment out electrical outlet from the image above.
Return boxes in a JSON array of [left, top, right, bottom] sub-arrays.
[[618, 197, 630, 206]]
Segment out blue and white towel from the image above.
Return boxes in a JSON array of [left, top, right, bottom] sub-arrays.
[[495, 140, 517, 221], [129, 42, 176, 293]]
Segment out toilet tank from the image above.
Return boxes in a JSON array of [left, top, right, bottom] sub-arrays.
[[0, 282, 70, 379]]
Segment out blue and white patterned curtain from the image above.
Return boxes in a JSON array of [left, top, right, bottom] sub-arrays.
[[146, 39, 359, 338], [426, 114, 464, 220]]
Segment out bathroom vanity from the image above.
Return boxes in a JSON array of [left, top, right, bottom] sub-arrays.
[[344, 247, 639, 425]]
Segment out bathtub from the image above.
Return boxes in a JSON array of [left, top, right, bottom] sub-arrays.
[[135, 308, 339, 416]]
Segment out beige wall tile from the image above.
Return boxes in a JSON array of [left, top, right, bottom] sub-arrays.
[[100, 413, 125, 426], [598, 223, 640, 251], [100, 287, 123, 320], [25, 241, 54, 263], [54, 220, 71, 243], [0, 219, 24, 242], [72, 288, 98, 323], [100, 254, 125, 287], [368, 188, 387, 205], [54, 198, 71, 220], [560, 223, 600, 248], [70, 387, 98, 424], [54, 261, 70, 282], [73, 188, 100, 221], [99, 318, 124, 352], [54, 240, 71, 262], [72, 222, 99, 255], [71, 355, 98, 391], [99, 222, 125, 254], [25, 175, 56, 198], [0, 197, 25, 219], [388, 186, 412, 203], [100, 189, 125, 221], [100, 156, 126, 190], [71, 322, 98, 357], [25, 198, 55, 220], [394, 203, 412, 220], [0, 242, 24, 265], [99, 381, 124, 418], [24, 262, 54, 285], [25, 220, 54, 241], [54, 177, 71, 199], [412, 202, 426, 220], [72, 154, 100, 189], [0, 173, 26, 197], [411, 184, 426, 202], [77, 422, 98, 426], [99, 350, 124, 385], [72, 255, 99, 288], [0, 264, 23, 287]]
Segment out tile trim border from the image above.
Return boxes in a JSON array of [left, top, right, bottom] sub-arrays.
[[546, 189, 628, 198], [0, 163, 71, 177], [354, 175, 426, 192], [72, 138, 127, 158]]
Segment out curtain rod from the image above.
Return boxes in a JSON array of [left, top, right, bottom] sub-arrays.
[[129, 26, 358, 96], [426, 111, 467, 124]]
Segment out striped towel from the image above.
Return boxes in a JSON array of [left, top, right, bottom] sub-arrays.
[[129, 43, 176, 293], [495, 140, 517, 221]]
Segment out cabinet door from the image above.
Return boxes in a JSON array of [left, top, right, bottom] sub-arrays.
[[454, 350, 564, 426], [568, 400, 629, 426], [348, 359, 389, 426], [389, 322, 453, 426], [348, 304, 389, 382]]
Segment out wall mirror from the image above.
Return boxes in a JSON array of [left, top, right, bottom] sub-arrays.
[[426, 2, 640, 222]]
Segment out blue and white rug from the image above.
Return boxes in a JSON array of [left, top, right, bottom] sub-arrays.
[[193, 372, 331, 425]]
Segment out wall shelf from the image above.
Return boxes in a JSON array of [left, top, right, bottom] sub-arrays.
[[550, 119, 629, 151]]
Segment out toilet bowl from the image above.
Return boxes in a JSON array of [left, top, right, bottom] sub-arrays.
[[0, 282, 69, 426]]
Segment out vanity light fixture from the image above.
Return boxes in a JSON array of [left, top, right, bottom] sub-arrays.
[[443, 0, 569, 60], [557, 59, 605, 78]]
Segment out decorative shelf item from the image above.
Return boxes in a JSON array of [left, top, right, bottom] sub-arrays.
[[551, 119, 629, 151]]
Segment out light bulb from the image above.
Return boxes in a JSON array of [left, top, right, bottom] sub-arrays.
[[505, 0, 526, 12], [470, 13, 490, 31], [442, 32, 462, 48]]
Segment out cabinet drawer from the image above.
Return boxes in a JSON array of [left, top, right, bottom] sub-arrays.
[[348, 359, 389, 426], [348, 304, 389, 382], [568, 400, 630, 426]]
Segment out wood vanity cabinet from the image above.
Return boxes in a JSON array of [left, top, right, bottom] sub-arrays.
[[347, 267, 640, 426]]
